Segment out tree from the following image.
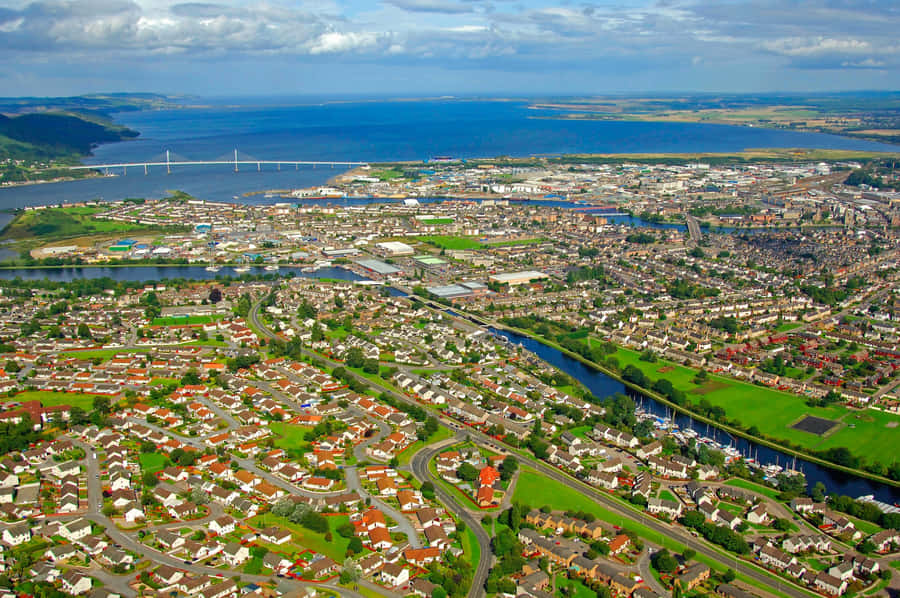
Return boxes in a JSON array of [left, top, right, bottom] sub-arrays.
[[723, 569, 736, 583], [651, 548, 678, 573], [77, 323, 91, 339], [209, 288, 223, 304], [92, 395, 111, 415], [142, 471, 158, 487], [342, 558, 361, 582], [457, 462, 479, 482], [500, 455, 518, 481], [811, 481, 827, 502], [682, 548, 696, 562], [3, 359, 19, 373], [347, 537, 364, 555]]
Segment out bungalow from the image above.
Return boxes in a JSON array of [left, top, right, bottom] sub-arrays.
[[258, 526, 292, 545], [222, 542, 250, 566], [404, 547, 442, 566], [209, 515, 236, 536], [380, 562, 410, 588], [60, 570, 92, 595]]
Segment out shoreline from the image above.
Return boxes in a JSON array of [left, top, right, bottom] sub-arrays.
[[489, 321, 900, 490]]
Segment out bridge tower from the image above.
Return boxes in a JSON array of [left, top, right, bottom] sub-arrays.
[[166, 150, 171, 175], [234, 149, 239, 173]]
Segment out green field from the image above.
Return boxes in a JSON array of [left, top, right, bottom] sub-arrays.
[[139, 453, 169, 474], [7, 390, 107, 411], [268, 422, 313, 453], [152, 315, 223, 326], [248, 513, 355, 561], [595, 340, 900, 459], [419, 234, 544, 250], [1, 206, 176, 242], [419, 235, 484, 250], [59, 349, 149, 361]]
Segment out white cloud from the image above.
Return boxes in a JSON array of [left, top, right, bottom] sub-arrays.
[[308, 31, 382, 54]]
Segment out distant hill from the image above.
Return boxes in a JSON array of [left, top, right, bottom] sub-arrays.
[[0, 112, 139, 162]]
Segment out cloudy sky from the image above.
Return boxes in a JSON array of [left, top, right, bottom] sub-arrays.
[[0, 0, 898, 96]]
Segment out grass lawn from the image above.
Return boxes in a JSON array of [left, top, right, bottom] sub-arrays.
[[461, 526, 481, 566], [267, 422, 313, 453], [568, 425, 592, 439], [419, 235, 484, 250], [248, 513, 354, 561], [150, 377, 180, 386], [724, 478, 780, 500], [775, 322, 803, 333], [659, 489, 677, 502], [8, 390, 104, 411], [396, 426, 453, 466], [243, 557, 263, 575], [59, 348, 149, 361], [844, 514, 883, 535], [152, 315, 223, 326], [554, 574, 595, 598], [594, 339, 900, 459], [139, 453, 169, 474]]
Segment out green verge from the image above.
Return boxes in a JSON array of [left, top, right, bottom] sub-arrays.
[[511, 468, 814, 598]]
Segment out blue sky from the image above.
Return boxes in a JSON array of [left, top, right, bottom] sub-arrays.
[[0, 0, 898, 96]]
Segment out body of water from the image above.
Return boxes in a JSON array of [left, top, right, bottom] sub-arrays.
[[0, 265, 367, 283], [492, 327, 900, 504], [1, 98, 899, 208]]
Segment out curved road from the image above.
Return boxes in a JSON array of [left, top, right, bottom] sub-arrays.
[[410, 437, 493, 598], [251, 295, 816, 598]]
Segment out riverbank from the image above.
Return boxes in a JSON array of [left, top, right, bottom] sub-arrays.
[[490, 320, 900, 490]]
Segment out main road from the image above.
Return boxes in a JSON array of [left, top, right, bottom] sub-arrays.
[[249, 295, 815, 598]]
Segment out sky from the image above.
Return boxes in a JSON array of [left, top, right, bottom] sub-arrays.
[[0, 0, 898, 96]]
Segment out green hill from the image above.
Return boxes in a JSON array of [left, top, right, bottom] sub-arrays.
[[0, 112, 138, 159]]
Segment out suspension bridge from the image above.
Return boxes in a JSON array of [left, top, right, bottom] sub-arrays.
[[68, 149, 368, 175]]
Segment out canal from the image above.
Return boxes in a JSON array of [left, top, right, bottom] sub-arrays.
[[492, 327, 900, 504], [0, 265, 369, 282]]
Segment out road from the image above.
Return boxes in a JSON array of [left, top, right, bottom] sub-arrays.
[[76, 438, 398, 598], [685, 214, 702, 242], [409, 437, 493, 598], [250, 296, 817, 598]]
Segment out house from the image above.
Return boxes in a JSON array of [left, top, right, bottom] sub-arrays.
[[759, 545, 796, 570], [679, 563, 710, 590], [608, 534, 630, 555], [404, 547, 443, 566], [209, 515, 236, 536], [2, 522, 31, 546], [222, 542, 250, 566], [814, 572, 847, 596], [307, 556, 338, 578], [647, 498, 682, 518], [259, 526, 292, 545], [60, 570, 92, 595], [746, 504, 772, 525], [827, 561, 855, 582], [380, 562, 410, 588]]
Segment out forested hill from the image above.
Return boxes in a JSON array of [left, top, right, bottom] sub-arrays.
[[0, 112, 139, 160]]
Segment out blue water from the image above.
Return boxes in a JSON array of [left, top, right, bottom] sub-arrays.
[[0, 265, 366, 282], [1, 98, 898, 209], [493, 327, 900, 503]]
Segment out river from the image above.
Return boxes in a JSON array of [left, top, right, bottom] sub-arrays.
[[0, 265, 368, 283], [491, 327, 900, 504]]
